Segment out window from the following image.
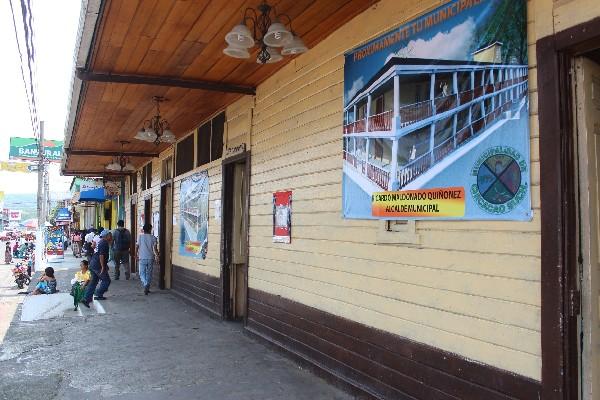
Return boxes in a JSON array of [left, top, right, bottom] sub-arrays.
[[162, 156, 173, 182], [140, 163, 152, 191], [196, 111, 225, 167], [130, 174, 137, 195], [176, 134, 194, 176]]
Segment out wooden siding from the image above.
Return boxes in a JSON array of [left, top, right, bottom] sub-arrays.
[[248, 288, 541, 399], [246, 0, 542, 380]]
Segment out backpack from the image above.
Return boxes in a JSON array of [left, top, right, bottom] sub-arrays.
[[114, 228, 131, 251]]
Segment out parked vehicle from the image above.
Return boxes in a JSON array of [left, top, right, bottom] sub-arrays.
[[12, 263, 30, 289]]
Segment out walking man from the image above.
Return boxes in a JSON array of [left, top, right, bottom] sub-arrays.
[[112, 220, 131, 280], [81, 230, 112, 307], [136, 223, 159, 295]]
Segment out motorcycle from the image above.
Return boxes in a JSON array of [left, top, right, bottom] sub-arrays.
[[12, 263, 30, 289]]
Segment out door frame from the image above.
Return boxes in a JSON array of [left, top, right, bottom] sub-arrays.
[[537, 17, 600, 399], [219, 150, 251, 321], [159, 181, 173, 290]]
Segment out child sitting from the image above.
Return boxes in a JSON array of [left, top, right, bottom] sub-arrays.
[[32, 267, 57, 295], [70, 260, 90, 310]]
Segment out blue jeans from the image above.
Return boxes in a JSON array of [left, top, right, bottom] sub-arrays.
[[139, 259, 153, 289], [84, 267, 111, 301]]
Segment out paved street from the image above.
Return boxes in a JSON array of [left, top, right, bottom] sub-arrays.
[[0, 253, 353, 400]]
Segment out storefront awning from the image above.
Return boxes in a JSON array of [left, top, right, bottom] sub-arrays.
[[78, 188, 105, 202]]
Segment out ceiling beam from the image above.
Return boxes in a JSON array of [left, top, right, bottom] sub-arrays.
[[75, 68, 256, 95], [67, 149, 159, 157], [62, 170, 133, 177]]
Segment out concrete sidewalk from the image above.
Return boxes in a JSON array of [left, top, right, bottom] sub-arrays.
[[0, 254, 353, 400]]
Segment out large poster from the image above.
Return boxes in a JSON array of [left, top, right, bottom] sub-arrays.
[[179, 171, 209, 259], [342, 0, 531, 220], [45, 226, 64, 262]]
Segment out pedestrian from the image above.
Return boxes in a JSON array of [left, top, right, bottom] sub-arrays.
[[72, 230, 82, 257], [136, 223, 159, 295], [81, 230, 112, 307], [4, 242, 12, 264], [70, 260, 91, 310], [92, 227, 103, 253], [83, 228, 95, 263], [112, 220, 131, 280]]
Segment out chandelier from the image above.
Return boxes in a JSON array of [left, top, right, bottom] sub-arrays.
[[105, 141, 135, 172], [134, 96, 176, 145], [223, 1, 308, 64]]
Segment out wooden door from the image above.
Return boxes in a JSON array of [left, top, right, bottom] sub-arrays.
[[159, 184, 173, 289], [575, 56, 600, 400], [221, 153, 249, 321]]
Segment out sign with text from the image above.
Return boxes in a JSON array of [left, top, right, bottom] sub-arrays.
[[342, 0, 531, 220], [0, 161, 33, 173], [9, 210, 22, 221], [372, 187, 465, 218], [9, 137, 63, 162]]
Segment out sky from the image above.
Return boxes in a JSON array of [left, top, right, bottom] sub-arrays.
[[343, 0, 496, 105], [0, 0, 81, 195]]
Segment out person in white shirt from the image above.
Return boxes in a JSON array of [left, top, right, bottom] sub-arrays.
[[83, 228, 96, 262], [136, 224, 159, 295], [92, 227, 103, 253]]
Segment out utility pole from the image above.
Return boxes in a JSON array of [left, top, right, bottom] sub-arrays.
[[37, 120, 45, 228]]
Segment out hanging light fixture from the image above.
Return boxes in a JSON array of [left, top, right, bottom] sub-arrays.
[[105, 141, 136, 172], [223, 1, 307, 64], [135, 96, 176, 145]]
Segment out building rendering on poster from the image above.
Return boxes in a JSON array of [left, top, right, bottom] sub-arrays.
[[179, 171, 209, 259], [342, 0, 531, 220], [273, 191, 292, 244]]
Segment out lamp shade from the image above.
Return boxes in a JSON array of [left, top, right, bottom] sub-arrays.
[[262, 22, 292, 47], [281, 35, 308, 55], [134, 129, 149, 141], [223, 44, 251, 59], [123, 163, 136, 172], [105, 161, 120, 171], [264, 47, 283, 63], [145, 129, 158, 143], [225, 24, 254, 48], [160, 129, 176, 143]]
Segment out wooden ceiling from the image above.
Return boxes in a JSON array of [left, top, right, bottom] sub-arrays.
[[64, 0, 379, 175]]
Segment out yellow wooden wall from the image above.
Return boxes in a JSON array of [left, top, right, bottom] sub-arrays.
[[121, 0, 600, 383], [246, 0, 541, 380]]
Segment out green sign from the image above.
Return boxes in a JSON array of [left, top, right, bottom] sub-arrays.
[[9, 137, 63, 162]]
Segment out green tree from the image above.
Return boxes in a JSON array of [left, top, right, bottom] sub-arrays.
[[471, 0, 527, 64]]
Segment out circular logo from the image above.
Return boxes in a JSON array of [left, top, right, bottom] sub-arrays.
[[471, 147, 527, 215]]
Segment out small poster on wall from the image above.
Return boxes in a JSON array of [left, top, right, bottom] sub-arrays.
[[273, 191, 292, 244], [179, 171, 209, 259]]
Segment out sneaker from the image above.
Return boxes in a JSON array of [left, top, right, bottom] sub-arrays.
[[94, 296, 107, 300], [144, 287, 149, 295], [80, 300, 90, 308]]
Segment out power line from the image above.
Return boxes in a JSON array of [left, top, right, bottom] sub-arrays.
[[8, 0, 39, 139]]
